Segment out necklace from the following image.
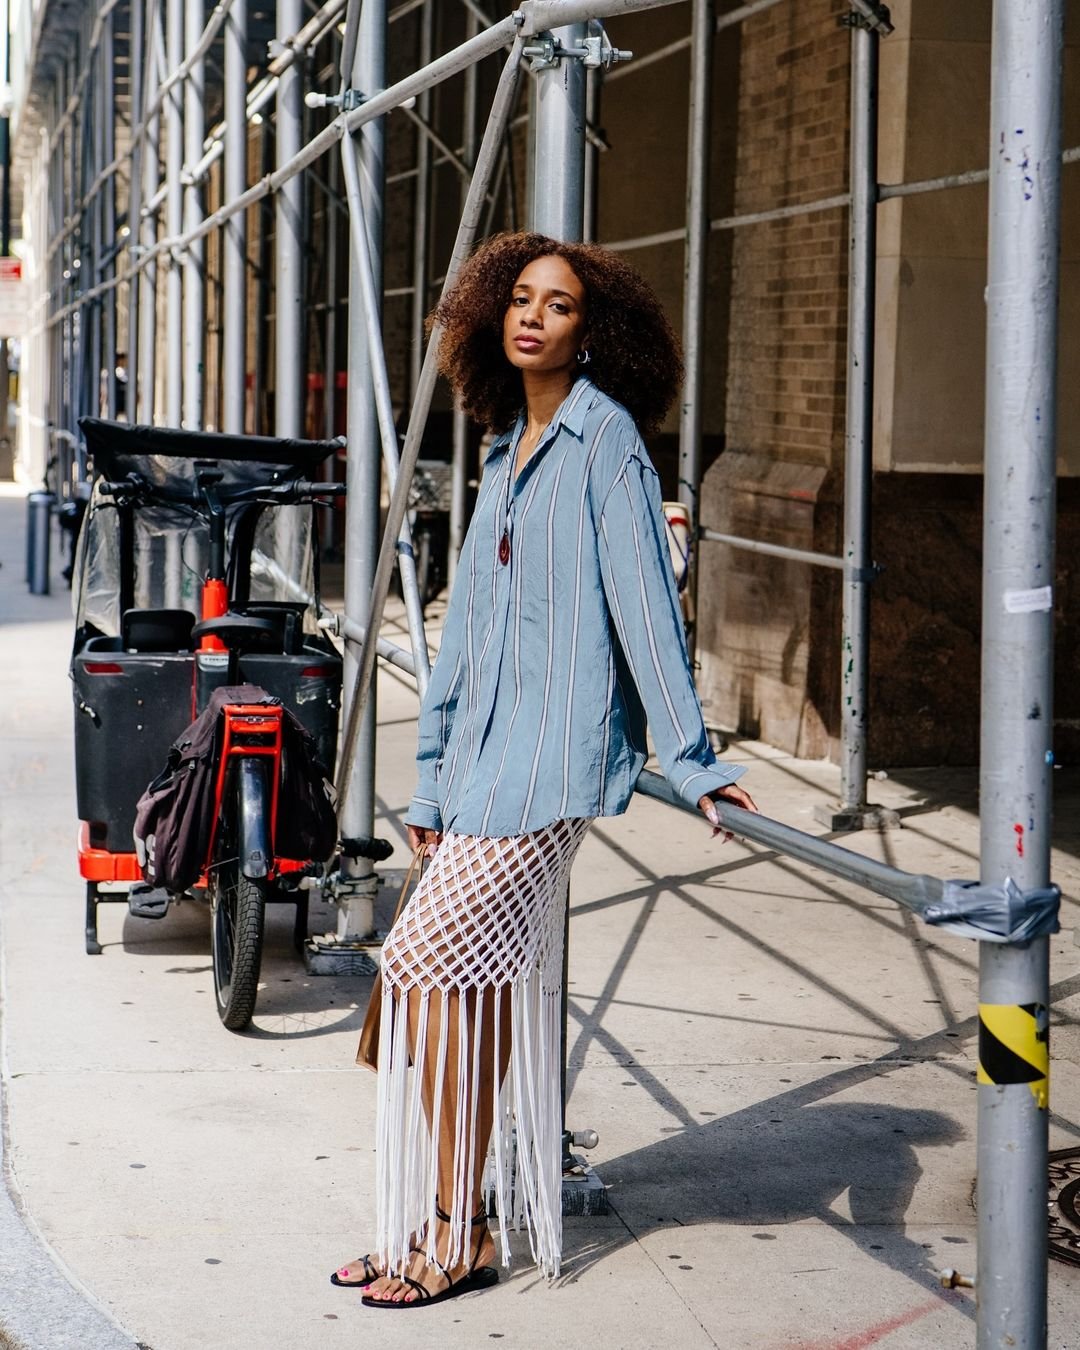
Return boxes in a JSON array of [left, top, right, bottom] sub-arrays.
[[499, 434, 516, 566]]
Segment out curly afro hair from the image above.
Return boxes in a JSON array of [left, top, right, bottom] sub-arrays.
[[431, 232, 683, 436]]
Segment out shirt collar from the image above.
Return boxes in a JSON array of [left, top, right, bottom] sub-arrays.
[[483, 376, 594, 466]]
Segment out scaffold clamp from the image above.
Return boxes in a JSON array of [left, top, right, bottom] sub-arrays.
[[524, 26, 631, 73]]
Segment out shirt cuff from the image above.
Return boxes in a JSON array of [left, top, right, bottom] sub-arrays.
[[405, 794, 443, 832], [675, 763, 747, 812]]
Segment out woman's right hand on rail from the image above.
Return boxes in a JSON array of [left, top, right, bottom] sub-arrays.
[[407, 823, 443, 858]]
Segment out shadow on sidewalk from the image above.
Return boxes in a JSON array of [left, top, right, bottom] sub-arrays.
[[560, 1088, 970, 1320]]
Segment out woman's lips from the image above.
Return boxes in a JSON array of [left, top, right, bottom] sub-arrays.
[[514, 335, 542, 351]]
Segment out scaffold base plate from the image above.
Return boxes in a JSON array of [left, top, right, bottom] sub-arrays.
[[560, 1154, 609, 1216], [485, 1154, 608, 1219], [812, 801, 901, 832], [304, 938, 380, 977]]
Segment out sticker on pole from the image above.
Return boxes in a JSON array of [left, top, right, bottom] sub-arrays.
[[1003, 585, 1052, 614], [977, 1002, 1049, 1108]]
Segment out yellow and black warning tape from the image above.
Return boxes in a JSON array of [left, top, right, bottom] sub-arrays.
[[977, 1002, 1049, 1109]]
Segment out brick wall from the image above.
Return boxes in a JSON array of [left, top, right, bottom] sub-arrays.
[[724, 2, 850, 468]]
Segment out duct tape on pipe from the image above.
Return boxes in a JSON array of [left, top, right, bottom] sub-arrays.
[[977, 1002, 1049, 1109], [924, 877, 1060, 943]]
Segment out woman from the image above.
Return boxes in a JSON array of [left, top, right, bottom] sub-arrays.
[[334, 232, 757, 1308]]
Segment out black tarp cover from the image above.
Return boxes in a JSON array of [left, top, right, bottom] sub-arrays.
[[79, 418, 341, 486]]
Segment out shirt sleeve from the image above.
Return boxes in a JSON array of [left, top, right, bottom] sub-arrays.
[[597, 449, 746, 811]]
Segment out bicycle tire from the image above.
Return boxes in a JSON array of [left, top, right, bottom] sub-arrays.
[[210, 784, 267, 1030]]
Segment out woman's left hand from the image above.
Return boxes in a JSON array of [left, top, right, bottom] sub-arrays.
[[698, 783, 759, 842]]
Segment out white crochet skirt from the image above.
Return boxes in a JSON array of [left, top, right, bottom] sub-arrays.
[[375, 817, 592, 1280]]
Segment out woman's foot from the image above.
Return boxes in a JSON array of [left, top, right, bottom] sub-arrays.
[[363, 1213, 497, 1304], [330, 1253, 383, 1288]]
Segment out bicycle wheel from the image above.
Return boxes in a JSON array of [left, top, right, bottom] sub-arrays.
[[209, 777, 267, 1030]]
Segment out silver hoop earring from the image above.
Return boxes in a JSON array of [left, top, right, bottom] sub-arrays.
[[576, 349, 591, 366]]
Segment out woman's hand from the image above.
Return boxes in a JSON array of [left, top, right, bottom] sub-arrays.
[[698, 783, 759, 843], [407, 823, 443, 858]]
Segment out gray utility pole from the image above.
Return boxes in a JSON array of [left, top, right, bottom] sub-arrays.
[[222, 0, 247, 434], [310, 0, 387, 971], [165, 0, 183, 426], [677, 0, 713, 662], [183, 0, 206, 428], [815, 8, 896, 833], [976, 3, 1062, 1347]]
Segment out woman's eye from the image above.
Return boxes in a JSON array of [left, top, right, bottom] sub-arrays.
[[551, 303, 568, 314], [511, 295, 527, 305]]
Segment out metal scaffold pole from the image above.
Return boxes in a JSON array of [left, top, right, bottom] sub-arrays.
[[839, 12, 875, 821], [677, 0, 712, 659], [976, 2, 1062, 1346], [409, 0, 433, 399], [816, 5, 894, 832], [313, 0, 388, 968], [448, 5, 479, 587], [126, 0, 144, 414], [222, 0, 247, 434], [183, 0, 206, 428], [529, 22, 586, 237], [275, 0, 306, 574], [137, 0, 161, 423], [101, 10, 117, 419], [165, 0, 183, 425], [275, 0, 304, 440], [528, 14, 606, 1215]]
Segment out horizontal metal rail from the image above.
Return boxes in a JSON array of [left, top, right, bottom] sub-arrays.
[[634, 769, 941, 916], [700, 527, 843, 570]]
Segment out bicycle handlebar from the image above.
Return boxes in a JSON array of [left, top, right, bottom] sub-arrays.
[[99, 474, 347, 508]]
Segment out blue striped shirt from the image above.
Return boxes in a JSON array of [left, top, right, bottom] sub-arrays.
[[406, 378, 746, 837]]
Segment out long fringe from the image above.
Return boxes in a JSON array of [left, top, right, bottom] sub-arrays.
[[374, 969, 570, 1277], [374, 819, 592, 1281]]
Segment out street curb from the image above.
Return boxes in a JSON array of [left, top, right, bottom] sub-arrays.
[[0, 906, 143, 1350]]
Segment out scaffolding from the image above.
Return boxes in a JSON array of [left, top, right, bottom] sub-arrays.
[[13, 1, 1070, 1343]]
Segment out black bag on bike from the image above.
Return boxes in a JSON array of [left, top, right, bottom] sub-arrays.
[[276, 709, 339, 864], [133, 684, 337, 893]]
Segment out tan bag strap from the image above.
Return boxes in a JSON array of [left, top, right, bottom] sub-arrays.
[[390, 843, 427, 928]]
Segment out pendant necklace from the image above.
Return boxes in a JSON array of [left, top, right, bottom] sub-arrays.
[[500, 426, 524, 566]]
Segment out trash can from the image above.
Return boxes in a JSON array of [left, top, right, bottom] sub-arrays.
[[26, 490, 55, 595]]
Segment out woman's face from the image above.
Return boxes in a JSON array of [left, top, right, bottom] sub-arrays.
[[502, 254, 587, 376]]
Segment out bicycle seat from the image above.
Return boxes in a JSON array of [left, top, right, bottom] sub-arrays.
[[191, 614, 281, 653]]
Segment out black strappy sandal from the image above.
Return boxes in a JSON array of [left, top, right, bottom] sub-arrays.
[[361, 1205, 498, 1309], [330, 1253, 381, 1288]]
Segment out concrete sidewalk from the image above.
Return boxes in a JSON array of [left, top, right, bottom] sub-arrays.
[[1, 486, 1079, 1350]]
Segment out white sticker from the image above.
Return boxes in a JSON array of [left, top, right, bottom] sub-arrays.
[[197, 651, 230, 669], [1003, 585, 1052, 614]]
